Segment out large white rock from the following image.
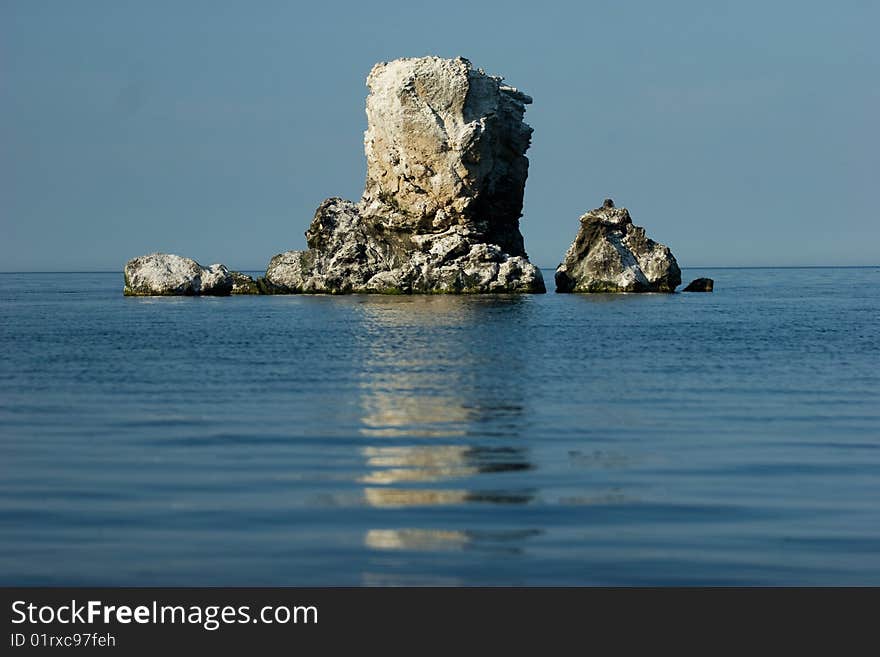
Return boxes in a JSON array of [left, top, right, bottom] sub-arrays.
[[361, 56, 533, 256], [123, 253, 233, 296], [264, 56, 545, 294]]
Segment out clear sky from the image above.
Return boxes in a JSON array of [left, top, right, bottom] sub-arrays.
[[1, 0, 877, 271]]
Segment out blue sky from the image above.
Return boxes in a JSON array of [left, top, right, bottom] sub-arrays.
[[1, 0, 877, 270]]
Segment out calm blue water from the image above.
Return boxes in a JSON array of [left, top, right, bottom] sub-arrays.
[[1, 268, 878, 585]]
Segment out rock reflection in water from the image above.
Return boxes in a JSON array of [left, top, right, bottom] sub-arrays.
[[365, 529, 468, 550], [360, 396, 472, 438], [355, 295, 529, 439], [364, 487, 534, 507], [360, 445, 532, 484], [360, 439, 535, 507], [353, 296, 535, 512], [365, 528, 542, 553]]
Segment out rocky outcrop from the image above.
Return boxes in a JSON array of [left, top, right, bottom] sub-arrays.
[[265, 56, 545, 294], [123, 253, 233, 296], [361, 56, 534, 256], [230, 271, 261, 295], [683, 277, 714, 292], [264, 198, 543, 294], [555, 199, 680, 293]]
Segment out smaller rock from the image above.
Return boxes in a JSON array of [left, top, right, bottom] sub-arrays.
[[555, 200, 681, 293], [683, 277, 714, 292], [123, 253, 233, 296], [230, 271, 261, 295]]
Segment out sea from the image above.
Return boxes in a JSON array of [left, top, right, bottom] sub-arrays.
[[0, 267, 878, 585]]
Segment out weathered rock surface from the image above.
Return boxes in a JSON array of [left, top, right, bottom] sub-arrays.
[[265, 56, 545, 294], [230, 271, 261, 295], [555, 199, 681, 293], [683, 277, 714, 292], [123, 253, 233, 296], [264, 198, 543, 294], [361, 56, 533, 255]]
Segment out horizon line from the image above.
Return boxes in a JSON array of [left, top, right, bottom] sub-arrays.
[[1, 265, 878, 275]]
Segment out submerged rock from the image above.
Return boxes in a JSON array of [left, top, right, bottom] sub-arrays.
[[555, 199, 681, 293], [123, 253, 233, 296], [265, 56, 545, 294], [683, 277, 714, 292]]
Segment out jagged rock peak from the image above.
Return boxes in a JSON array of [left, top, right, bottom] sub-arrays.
[[555, 200, 681, 293]]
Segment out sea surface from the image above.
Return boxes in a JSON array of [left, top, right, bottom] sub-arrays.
[[0, 268, 878, 585]]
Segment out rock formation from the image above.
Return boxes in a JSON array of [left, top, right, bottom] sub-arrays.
[[555, 199, 681, 293], [123, 253, 233, 296], [264, 56, 545, 294], [230, 271, 261, 295], [683, 277, 714, 292]]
